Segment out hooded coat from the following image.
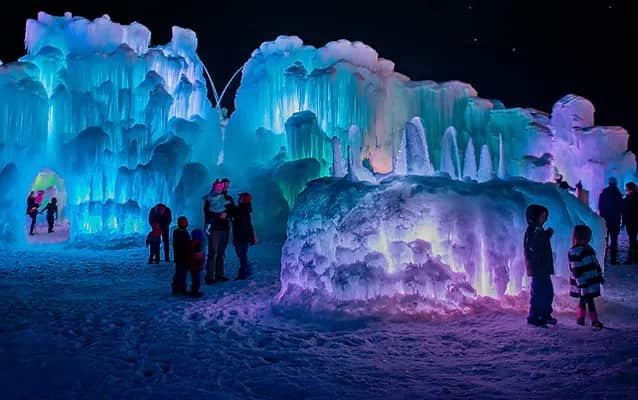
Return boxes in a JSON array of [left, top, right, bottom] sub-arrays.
[[524, 205, 555, 277]]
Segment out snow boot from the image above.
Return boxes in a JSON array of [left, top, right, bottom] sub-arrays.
[[545, 315, 558, 325], [590, 312, 603, 330], [216, 276, 229, 282], [527, 316, 547, 327], [189, 290, 203, 298], [205, 275, 215, 285], [577, 307, 586, 325]]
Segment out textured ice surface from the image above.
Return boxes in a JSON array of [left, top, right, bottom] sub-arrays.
[[225, 35, 635, 210], [2, 19, 635, 244], [278, 176, 604, 313], [0, 12, 220, 241]]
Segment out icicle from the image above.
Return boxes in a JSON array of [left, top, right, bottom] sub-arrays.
[[347, 125, 376, 183], [478, 144, 493, 182], [393, 127, 407, 176], [332, 136, 346, 178], [463, 137, 477, 180], [405, 116, 434, 175], [498, 133, 506, 179], [440, 126, 460, 179]]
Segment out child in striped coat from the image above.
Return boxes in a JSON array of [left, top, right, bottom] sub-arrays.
[[568, 225, 605, 329]]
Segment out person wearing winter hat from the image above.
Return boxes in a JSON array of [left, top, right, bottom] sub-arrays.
[[171, 216, 191, 295]]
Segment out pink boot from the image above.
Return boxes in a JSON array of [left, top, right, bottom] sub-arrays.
[[576, 307, 585, 326], [590, 311, 603, 329]]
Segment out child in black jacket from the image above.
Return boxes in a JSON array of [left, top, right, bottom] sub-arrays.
[[172, 216, 191, 295], [524, 204, 557, 327], [41, 197, 58, 233]]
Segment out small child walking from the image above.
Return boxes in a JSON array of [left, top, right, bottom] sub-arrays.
[[568, 225, 605, 329], [524, 204, 557, 326], [146, 222, 162, 264]]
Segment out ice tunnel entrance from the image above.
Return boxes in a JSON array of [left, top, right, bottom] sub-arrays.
[[26, 169, 70, 244]]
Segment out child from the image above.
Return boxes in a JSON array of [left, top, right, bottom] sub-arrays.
[[172, 216, 191, 295], [41, 197, 58, 233], [524, 204, 557, 326], [146, 222, 162, 264], [568, 225, 605, 329], [189, 229, 205, 297], [228, 192, 257, 280]]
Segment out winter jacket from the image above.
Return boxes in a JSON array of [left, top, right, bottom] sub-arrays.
[[148, 204, 172, 229], [568, 244, 604, 298], [146, 229, 162, 247], [204, 193, 233, 233], [26, 194, 36, 214], [524, 205, 554, 277], [42, 202, 57, 220], [599, 185, 623, 228], [190, 240, 205, 272], [172, 227, 191, 265], [228, 202, 256, 245], [622, 193, 638, 232]]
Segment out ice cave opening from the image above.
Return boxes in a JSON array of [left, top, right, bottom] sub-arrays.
[[25, 169, 69, 244]]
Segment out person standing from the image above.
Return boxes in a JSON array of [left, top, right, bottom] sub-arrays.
[[598, 177, 623, 264], [40, 197, 58, 233], [228, 192, 257, 280], [524, 204, 557, 327], [204, 178, 233, 284], [149, 203, 173, 262], [172, 216, 191, 295], [622, 182, 638, 264], [26, 191, 38, 235]]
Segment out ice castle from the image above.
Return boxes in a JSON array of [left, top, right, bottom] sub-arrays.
[[1, 12, 636, 310], [0, 12, 221, 241]]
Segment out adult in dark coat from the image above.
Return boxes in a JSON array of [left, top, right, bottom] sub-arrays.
[[26, 191, 38, 235], [228, 193, 257, 280], [149, 203, 172, 262], [598, 177, 624, 264], [622, 182, 638, 264]]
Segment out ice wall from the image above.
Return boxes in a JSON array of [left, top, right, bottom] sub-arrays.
[[225, 36, 635, 210], [0, 12, 221, 240], [277, 176, 605, 314]]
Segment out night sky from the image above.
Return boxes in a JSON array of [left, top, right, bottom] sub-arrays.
[[2, 1, 636, 147]]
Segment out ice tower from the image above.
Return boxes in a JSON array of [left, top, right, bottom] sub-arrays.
[[0, 12, 221, 242]]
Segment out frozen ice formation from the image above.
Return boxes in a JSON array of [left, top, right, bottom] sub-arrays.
[[225, 35, 635, 211], [277, 176, 605, 313], [0, 17, 635, 244], [0, 12, 220, 240]]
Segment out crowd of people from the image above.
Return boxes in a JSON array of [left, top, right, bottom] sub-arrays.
[[23, 173, 637, 321], [146, 178, 256, 298]]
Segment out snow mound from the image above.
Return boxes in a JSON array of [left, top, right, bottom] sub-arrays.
[[277, 176, 605, 315]]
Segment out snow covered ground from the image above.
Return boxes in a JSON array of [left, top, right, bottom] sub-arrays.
[[1, 236, 638, 400]]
